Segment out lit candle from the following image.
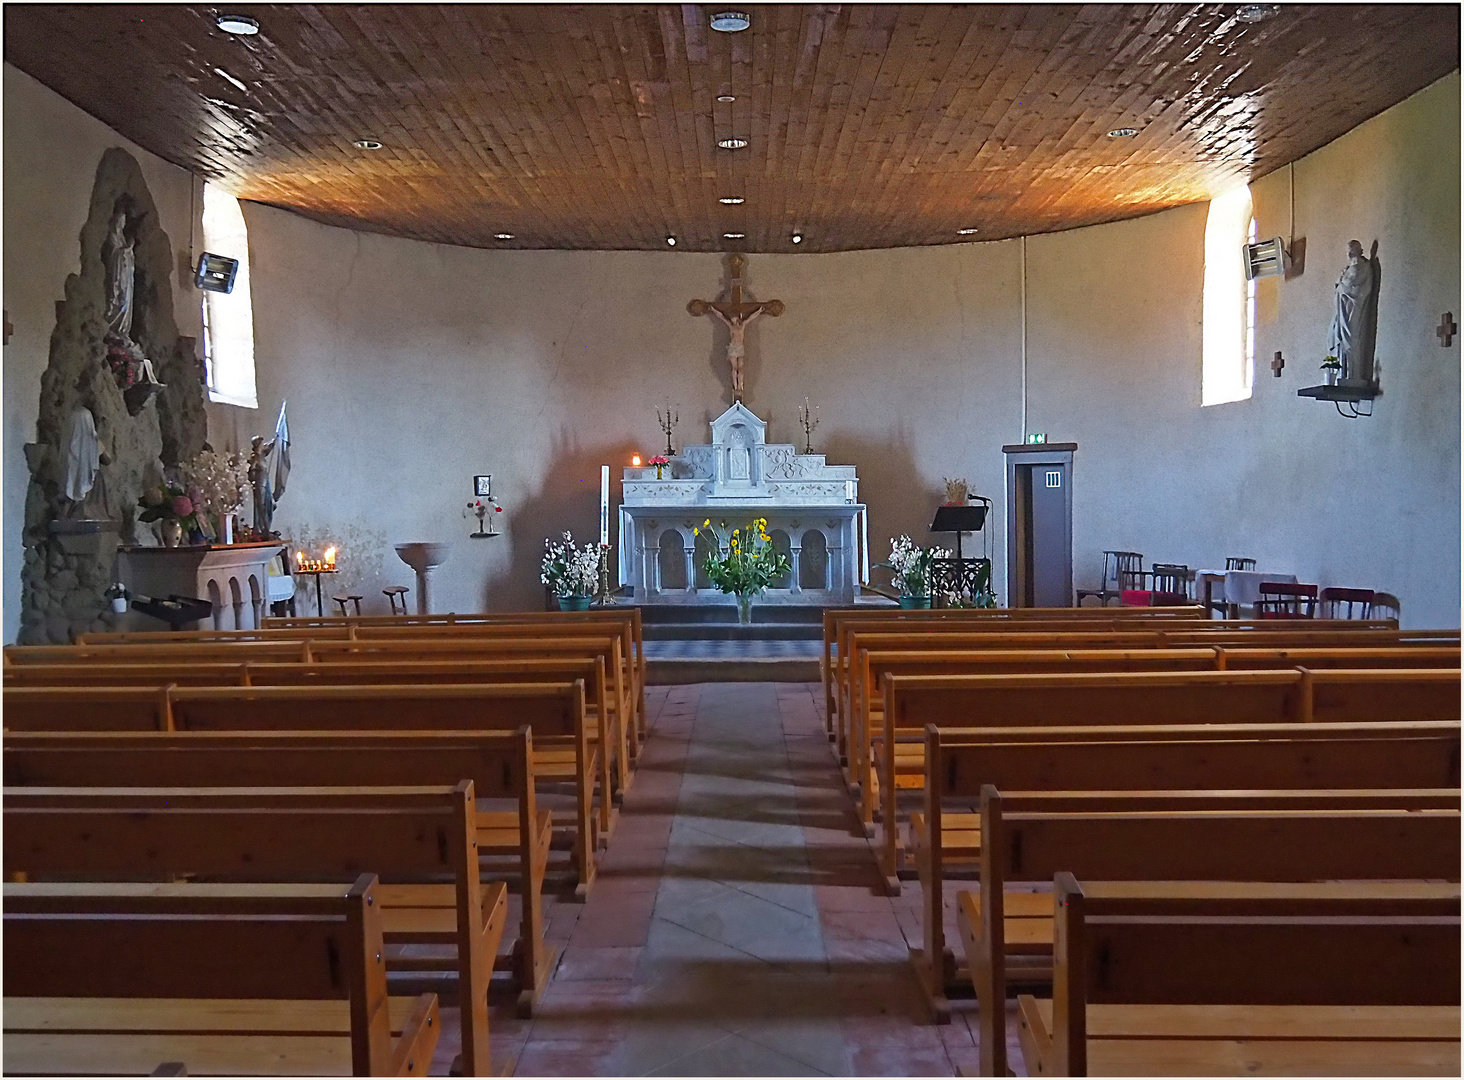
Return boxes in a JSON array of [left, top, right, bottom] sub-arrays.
[[631, 453, 642, 468], [600, 465, 610, 547], [845, 480, 855, 503], [324, 546, 337, 569]]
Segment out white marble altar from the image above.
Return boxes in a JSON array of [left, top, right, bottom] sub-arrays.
[[618, 404, 867, 603]]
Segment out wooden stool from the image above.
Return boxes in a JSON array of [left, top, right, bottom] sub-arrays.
[[332, 594, 363, 616], [383, 586, 409, 615]]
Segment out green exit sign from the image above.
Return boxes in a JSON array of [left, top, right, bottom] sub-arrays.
[[1025, 433, 1047, 444]]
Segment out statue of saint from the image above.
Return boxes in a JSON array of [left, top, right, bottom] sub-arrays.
[[1329, 239, 1378, 382], [247, 434, 277, 534], [103, 212, 135, 340], [102, 209, 164, 390]]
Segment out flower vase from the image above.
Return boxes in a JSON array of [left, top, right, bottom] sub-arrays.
[[559, 595, 592, 612], [736, 594, 754, 624], [217, 512, 235, 545], [1323, 366, 1341, 386], [655, 465, 665, 480], [160, 519, 183, 547], [898, 594, 931, 609]]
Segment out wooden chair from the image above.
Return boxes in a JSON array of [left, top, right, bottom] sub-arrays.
[[1075, 551, 1144, 607], [1121, 563, 1190, 607], [1371, 590, 1402, 620], [1319, 586, 1375, 619], [4, 876, 440, 1077], [5, 783, 505, 1076], [4, 726, 557, 1016], [1022, 877, 1461, 1076], [1225, 556, 1257, 570], [1256, 580, 1318, 618]]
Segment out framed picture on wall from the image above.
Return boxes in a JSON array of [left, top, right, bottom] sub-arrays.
[[473, 475, 492, 498]]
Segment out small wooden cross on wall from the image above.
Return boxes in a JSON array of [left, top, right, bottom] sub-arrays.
[[1437, 312, 1456, 347], [1271, 351, 1285, 377]]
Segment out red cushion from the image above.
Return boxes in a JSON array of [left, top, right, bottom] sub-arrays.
[[1119, 590, 1153, 607]]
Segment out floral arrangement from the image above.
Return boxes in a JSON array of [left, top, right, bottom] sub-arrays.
[[104, 338, 141, 389], [180, 449, 249, 518], [647, 454, 671, 479], [1321, 355, 1341, 369], [697, 517, 791, 600], [138, 482, 201, 532], [878, 535, 951, 597], [541, 531, 600, 597]]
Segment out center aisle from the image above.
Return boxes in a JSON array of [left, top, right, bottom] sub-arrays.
[[497, 682, 995, 1076]]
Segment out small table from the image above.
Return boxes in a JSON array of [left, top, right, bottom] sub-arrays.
[[294, 568, 340, 618], [1196, 569, 1298, 619]]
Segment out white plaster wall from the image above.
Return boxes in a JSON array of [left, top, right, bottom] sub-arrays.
[[5, 67, 1458, 634], [218, 213, 1022, 614], [1027, 72, 1460, 627], [2, 64, 203, 644]]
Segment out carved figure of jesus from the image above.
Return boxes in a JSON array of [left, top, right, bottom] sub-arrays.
[[688, 254, 784, 402]]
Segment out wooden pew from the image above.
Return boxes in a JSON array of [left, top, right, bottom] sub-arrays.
[[820, 606, 1401, 742], [1021, 877, 1461, 1077], [7, 784, 505, 1075], [4, 727, 556, 1015], [851, 645, 1461, 835], [2, 680, 601, 898], [930, 776, 1462, 1069], [82, 611, 648, 753], [5, 656, 623, 840], [833, 623, 1454, 766], [4, 875, 438, 1077], [5, 640, 315, 664], [880, 667, 1462, 881]]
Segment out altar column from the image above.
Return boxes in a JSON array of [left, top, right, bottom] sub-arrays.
[[788, 539, 803, 594]]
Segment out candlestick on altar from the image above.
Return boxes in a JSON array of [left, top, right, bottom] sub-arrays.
[[798, 397, 820, 454], [599, 465, 610, 547], [655, 402, 679, 456]]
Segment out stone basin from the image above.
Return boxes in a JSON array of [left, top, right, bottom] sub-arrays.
[[394, 542, 450, 615]]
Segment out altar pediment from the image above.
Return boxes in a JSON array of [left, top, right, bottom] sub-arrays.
[[624, 404, 856, 507]]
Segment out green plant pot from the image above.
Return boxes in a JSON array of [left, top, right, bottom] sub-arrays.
[[558, 595, 592, 611], [898, 595, 931, 609]]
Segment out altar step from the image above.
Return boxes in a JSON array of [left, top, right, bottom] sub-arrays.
[[632, 603, 822, 682]]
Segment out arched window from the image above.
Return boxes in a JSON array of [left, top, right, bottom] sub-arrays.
[[201, 183, 258, 408], [1201, 185, 1256, 406]]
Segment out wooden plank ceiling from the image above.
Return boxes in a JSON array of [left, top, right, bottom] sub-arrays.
[[5, 4, 1458, 252]]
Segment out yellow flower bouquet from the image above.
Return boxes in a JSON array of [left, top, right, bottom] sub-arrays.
[[696, 516, 791, 622]]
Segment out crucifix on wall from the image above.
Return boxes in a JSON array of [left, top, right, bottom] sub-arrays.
[[687, 253, 784, 403]]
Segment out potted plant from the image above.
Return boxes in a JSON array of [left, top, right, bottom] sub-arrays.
[[540, 531, 600, 610], [138, 483, 201, 547], [1321, 355, 1342, 386], [878, 535, 950, 608], [103, 582, 129, 614], [697, 516, 791, 623], [647, 454, 670, 479]]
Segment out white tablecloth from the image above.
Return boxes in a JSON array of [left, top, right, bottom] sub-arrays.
[[1196, 569, 1298, 612]]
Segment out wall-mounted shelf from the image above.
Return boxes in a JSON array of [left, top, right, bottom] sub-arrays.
[[1297, 380, 1380, 403]]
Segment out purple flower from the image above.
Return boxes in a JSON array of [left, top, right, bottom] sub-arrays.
[[171, 495, 194, 518]]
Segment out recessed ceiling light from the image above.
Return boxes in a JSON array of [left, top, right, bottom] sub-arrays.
[[216, 14, 259, 35], [494, 233, 514, 240], [723, 232, 746, 239], [718, 138, 748, 150], [791, 233, 803, 244], [353, 139, 383, 150], [1107, 127, 1139, 138], [719, 196, 745, 205], [957, 227, 979, 235], [213, 67, 248, 93], [666, 236, 677, 246], [1236, 4, 1280, 23], [716, 94, 737, 103], [710, 11, 751, 32]]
